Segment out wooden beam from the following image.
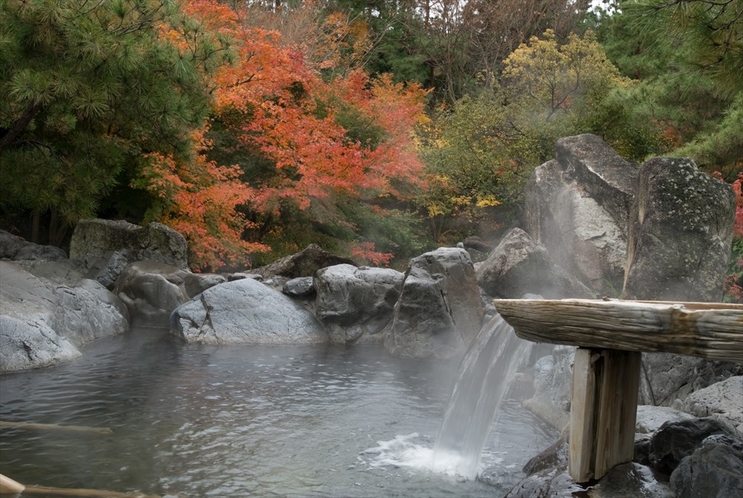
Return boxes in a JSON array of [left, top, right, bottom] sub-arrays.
[[569, 348, 598, 482], [0, 421, 113, 435], [568, 348, 642, 483], [593, 350, 641, 478], [493, 299, 743, 362]]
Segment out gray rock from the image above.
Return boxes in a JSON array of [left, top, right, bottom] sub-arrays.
[[0, 230, 27, 259], [0, 261, 128, 372], [476, 228, 595, 299], [638, 353, 742, 407], [315, 264, 403, 343], [554, 133, 639, 234], [70, 219, 189, 270], [588, 463, 673, 498], [15, 243, 68, 261], [635, 405, 695, 434], [114, 261, 190, 328], [623, 157, 736, 302], [170, 278, 328, 344], [670, 437, 743, 498], [251, 243, 356, 279], [282, 276, 315, 298], [84, 249, 135, 290], [184, 272, 227, 298], [681, 376, 743, 436], [522, 435, 569, 476], [0, 315, 81, 372], [384, 247, 483, 359], [648, 417, 738, 474], [524, 138, 635, 294], [522, 345, 574, 430], [504, 469, 584, 498]]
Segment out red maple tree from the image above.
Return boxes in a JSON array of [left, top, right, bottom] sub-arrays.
[[142, 0, 428, 270]]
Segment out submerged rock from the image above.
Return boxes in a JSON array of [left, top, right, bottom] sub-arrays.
[[170, 278, 328, 344]]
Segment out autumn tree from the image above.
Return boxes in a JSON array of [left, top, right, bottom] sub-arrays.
[[0, 0, 226, 244], [140, 0, 431, 268], [416, 30, 631, 243]]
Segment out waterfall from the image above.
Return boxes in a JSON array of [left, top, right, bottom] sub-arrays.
[[433, 313, 532, 479]]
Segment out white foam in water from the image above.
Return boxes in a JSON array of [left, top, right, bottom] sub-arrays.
[[361, 313, 533, 481], [362, 433, 505, 479]]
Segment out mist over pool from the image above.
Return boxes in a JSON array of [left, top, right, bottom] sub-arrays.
[[0, 328, 556, 497]]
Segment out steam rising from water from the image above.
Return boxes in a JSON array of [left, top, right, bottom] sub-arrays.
[[433, 314, 532, 478], [362, 314, 532, 480]]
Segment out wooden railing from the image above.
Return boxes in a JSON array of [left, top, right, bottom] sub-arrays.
[[493, 299, 743, 483]]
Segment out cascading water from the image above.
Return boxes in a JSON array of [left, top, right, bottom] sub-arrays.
[[432, 312, 533, 479]]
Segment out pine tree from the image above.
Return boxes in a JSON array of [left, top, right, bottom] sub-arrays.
[[0, 0, 228, 243]]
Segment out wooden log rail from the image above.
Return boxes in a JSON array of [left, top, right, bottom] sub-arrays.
[[492, 299, 743, 483]]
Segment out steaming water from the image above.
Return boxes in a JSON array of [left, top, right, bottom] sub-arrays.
[[0, 328, 554, 497], [434, 314, 533, 479]]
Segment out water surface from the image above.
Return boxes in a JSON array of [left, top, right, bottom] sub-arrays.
[[0, 328, 555, 497]]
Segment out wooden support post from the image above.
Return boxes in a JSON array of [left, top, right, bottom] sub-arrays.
[[568, 348, 642, 483]]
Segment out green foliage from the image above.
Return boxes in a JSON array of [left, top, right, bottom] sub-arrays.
[[0, 0, 227, 234], [247, 190, 434, 268], [597, 0, 742, 174], [416, 29, 633, 240]]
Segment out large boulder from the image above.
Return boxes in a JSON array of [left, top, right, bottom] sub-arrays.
[[680, 376, 743, 436], [647, 417, 738, 475], [476, 228, 595, 299], [113, 261, 190, 328], [670, 436, 743, 498], [250, 243, 356, 279], [69, 219, 189, 271], [0, 261, 128, 372], [623, 157, 736, 302], [524, 134, 639, 293], [383, 247, 483, 359], [170, 278, 328, 344], [554, 134, 639, 234], [314, 264, 404, 343], [638, 353, 742, 407]]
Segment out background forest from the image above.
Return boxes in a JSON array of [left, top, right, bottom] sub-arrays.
[[1, 0, 741, 298]]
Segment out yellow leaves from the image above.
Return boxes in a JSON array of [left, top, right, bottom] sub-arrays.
[[502, 29, 627, 118], [476, 195, 501, 208]]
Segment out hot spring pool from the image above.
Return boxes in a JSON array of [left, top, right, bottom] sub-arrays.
[[0, 328, 556, 497]]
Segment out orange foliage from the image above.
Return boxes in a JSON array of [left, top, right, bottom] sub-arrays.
[[142, 130, 269, 271], [146, 0, 428, 269], [351, 241, 394, 266], [732, 172, 743, 237]]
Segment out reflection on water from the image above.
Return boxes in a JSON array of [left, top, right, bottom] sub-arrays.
[[0, 328, 555, 497]]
